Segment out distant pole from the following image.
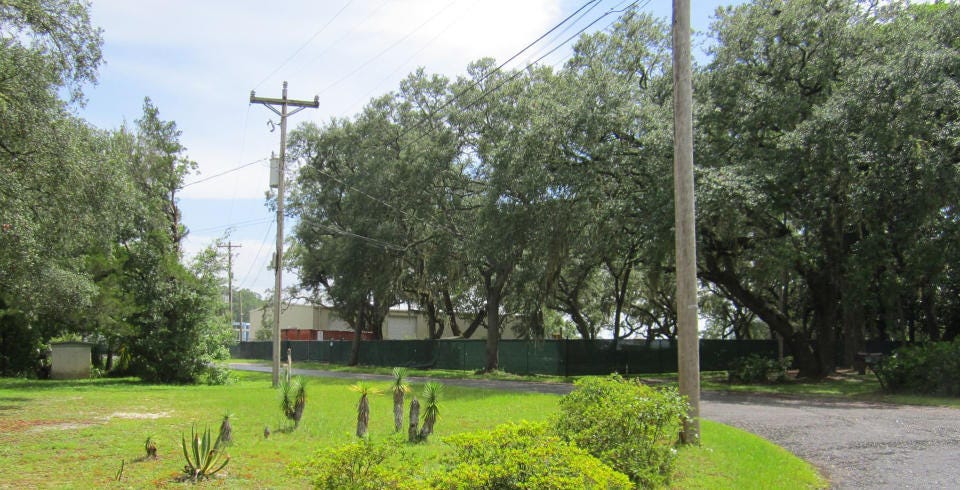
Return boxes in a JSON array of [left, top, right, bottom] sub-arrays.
[[673, 0, 701, 444], [218, 242, 241, 331], [250, 82, 319, 387]]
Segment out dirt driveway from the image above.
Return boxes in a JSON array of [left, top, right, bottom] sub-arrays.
[[231, 363, 960, 488]]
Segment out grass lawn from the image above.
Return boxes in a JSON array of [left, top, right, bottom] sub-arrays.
[[234, 357, 960, 408], [0, 370, 824, 488]]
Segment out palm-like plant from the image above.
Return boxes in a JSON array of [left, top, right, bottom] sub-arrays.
[[280, 376, 307, 429], [391, 367, 410, 432], [418, 381, 443, 442], [180, 424, 230, 481], [350, 381, 382, 438], [408, 397, 420, 443]]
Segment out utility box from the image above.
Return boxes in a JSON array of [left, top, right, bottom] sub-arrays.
[[50, 342, 92, 379]]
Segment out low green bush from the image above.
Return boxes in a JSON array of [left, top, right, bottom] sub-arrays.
[[291, 438, 415, 490], [875, 341, 960, 396], [553, 374, 688, 488], [432, 421, 631, 490], [727, 354, 792, 384]]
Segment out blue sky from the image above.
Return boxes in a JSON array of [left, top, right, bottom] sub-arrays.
[[79, 0, 735, 297]]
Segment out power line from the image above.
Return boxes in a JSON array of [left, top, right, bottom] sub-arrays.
[[254, 0, 356, 90], [401, 0, 645, 149], [342, 0, 484, 114], [285, 0, 391, 82], [239, 217, 276, 290], [189, 217, 274, 235], [312, 0, 459, 97], [182, 157, 268, 188]]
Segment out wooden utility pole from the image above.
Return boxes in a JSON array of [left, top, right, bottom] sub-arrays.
[[218, 242, 242, 337], [673, 0, 701, 444], [250, 81, 319, 387]]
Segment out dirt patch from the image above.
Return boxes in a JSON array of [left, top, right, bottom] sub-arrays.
[[0, 419, 96, 433], [30, 421, 98, 432], [107, 411, 170, 420]]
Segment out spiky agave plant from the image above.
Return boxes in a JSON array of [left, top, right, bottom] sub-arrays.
[[418, 381, 443, 442], [180, 424, 230, 481], [391, 367, 410, 432], [280, 376, 307, 429], [349, 381, 382, 438]]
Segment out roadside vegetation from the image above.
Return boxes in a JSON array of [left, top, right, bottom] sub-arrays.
[[0, 371, 824, 488]]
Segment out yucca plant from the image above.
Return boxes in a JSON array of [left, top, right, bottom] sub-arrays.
[[391, 367, 411, 432], [280, 375, 307, 429], [418, 381, 443, 442], [217, 414, 232, 447], [144, 436, 157, 459], [349, 381, 382, 438], [408, 397, 420, 443], [180, 424, 230, 482]]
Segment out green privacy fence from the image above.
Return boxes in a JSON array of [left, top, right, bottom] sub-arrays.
[[230, 339, 783, 376]]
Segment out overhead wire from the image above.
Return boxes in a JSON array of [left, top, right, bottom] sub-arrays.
[[342, 0, 483, 115], [182, 157, 268, 188], [238, 217, 276, 290], [311, 0, 460, 98], [254, 0, 356, 90], [400, 0, 645, 149]]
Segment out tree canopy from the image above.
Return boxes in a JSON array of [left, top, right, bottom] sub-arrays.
[[287, 0, 960, 377]]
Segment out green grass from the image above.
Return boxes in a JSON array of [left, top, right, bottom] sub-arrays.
[[672, 420, 826, 489], [0, 371, 824, 488], [640, 370, 960, 408], [231, 357, 574, 383], [237, 357, 960, 408]]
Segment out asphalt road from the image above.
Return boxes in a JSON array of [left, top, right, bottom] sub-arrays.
[[231, 363, 960, 489]]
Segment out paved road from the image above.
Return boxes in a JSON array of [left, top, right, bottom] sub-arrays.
[[231, 363, 960, 489]]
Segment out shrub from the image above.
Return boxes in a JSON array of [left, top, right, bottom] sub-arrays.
[[553, 374, 688, 488], [432, 421, 631, 490], [291, 439, 415, 490], [727, 354, 792, 384], [874, 341, 960, 396], [199, 363, 233, 385]]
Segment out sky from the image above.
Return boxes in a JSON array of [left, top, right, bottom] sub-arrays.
[[78, 0, 735, 299]]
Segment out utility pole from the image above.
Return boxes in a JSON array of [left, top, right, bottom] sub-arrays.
[[250, 81, 319, 387], [673, 0, 700, 444], [218, 242, 242, 337]]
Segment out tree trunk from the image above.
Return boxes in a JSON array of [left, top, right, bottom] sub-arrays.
[[702, 262, 823, 378], [921, 281, 939, 341], [442, 289, 462, 336], [483, 271, 503, 373], [461, 309, 486, 339]]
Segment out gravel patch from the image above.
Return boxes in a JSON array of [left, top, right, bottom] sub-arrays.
[[701, 391, 960, 489]]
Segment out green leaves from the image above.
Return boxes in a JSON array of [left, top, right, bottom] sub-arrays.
[[180, 424, 230, 482]]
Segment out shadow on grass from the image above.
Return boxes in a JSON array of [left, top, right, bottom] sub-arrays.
[[0, 377, 145, 391]]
